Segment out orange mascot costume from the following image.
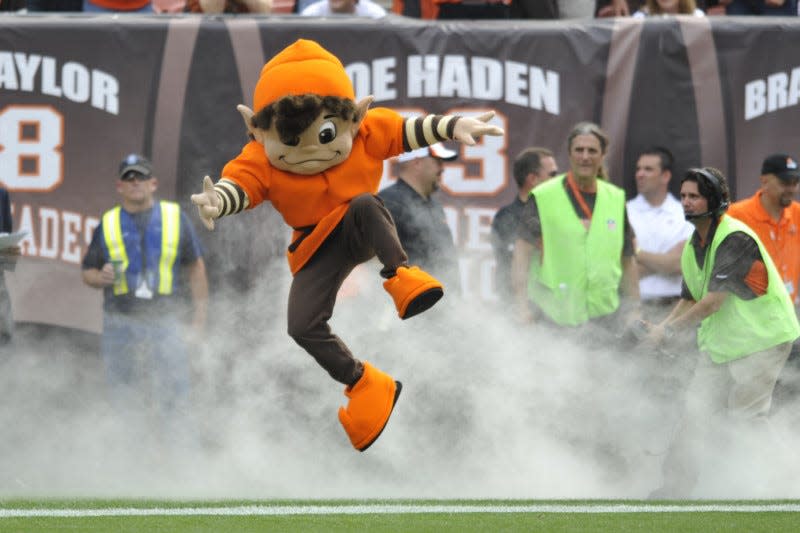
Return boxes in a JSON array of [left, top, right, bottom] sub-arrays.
[[192, 39, 503, 451]]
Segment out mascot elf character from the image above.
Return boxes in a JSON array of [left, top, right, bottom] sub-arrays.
[[192, 39, 504, 451]]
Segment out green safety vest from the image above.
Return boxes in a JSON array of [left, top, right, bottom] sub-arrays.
[[681, 215, 800, 363], [101, 200, 181, 296], [528, 175, 626, 326]]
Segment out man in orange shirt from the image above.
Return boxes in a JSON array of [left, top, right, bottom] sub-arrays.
[[728, 153, 800, 407], [727, 153, 800, 306]]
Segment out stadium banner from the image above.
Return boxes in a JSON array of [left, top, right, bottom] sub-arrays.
[[1, 14, 799, 333]]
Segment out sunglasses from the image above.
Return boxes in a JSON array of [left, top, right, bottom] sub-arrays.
[[120, 171, 152, 182]]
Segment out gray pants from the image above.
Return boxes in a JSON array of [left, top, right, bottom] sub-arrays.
[[286, 194, 408, 386], [657, 341, 792, 494]]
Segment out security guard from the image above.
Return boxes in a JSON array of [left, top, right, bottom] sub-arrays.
[[82, 154, 207, 439]]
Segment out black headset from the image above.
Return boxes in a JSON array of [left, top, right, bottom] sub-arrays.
[[683, 167, 729, 220]]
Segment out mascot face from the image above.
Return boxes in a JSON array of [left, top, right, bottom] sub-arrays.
[[244, 39, 367, 175], [257, 109, 358, 175]]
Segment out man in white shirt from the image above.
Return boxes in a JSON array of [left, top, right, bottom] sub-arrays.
[[301, 0, 386, 17], [627, 146, 694, 321]]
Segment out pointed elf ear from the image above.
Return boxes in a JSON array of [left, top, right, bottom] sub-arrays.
[[237, 104, 257, 137], [351, 96, 374, 137]]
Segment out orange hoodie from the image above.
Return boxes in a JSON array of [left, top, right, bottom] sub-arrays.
[[220, 39, 408, 274], [222, 107, 406, 274]]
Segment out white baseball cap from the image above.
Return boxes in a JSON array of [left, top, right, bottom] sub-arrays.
[[396, 142, 458, 163]]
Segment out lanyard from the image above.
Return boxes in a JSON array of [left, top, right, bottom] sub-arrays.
[[566, 171, 595, 222]]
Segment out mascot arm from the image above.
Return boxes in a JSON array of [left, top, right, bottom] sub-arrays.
[[214, 178, 250, 218], [391, 111, 503, 156], [219, 140, 271, 207], [190, 176, 249, 231], [400, 114, 460, 152], [363, 108, 466, 159], [191, 141, 269, 231]]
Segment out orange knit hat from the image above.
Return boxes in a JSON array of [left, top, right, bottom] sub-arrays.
[[252, 39, 355, 112]]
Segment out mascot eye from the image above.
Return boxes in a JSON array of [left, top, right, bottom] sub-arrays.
[[285, 136, 300, 147], [318, 121, 337, 144]]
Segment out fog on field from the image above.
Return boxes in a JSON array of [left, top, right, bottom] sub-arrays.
[[2, 253, 800, 501]]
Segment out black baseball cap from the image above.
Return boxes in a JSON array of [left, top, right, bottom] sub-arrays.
[[118, 153, 153, 179], [761, 153, 800, 182]]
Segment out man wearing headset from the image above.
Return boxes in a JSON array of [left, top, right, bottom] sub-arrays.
[[646, 167, 800, 498]]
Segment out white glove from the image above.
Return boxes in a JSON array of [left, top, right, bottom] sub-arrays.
[[190, 176, 222, 231], [452, 111, 505, 146]]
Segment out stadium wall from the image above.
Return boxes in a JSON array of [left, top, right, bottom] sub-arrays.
[[1, 14, 799, 332]]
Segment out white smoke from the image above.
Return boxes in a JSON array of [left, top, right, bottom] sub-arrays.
[[1, 255, 800, 500]]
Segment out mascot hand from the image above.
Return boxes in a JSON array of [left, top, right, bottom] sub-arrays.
[[191, 176, 222, 231], [453, 111, 505, 146]]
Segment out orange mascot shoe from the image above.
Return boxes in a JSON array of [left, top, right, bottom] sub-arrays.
[[338, 361, 402, 452], [383, 266, 444, 319]]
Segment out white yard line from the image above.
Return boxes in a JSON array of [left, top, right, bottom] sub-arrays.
[[2, 503, 800, 518]]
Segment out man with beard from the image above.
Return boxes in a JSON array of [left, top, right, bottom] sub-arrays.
[[728, 154, 800, 306], [380, 143, 461, 294], [728, 153, 800, 408]]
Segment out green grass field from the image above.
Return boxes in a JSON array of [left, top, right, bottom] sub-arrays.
[[2, 500, 799, 532]]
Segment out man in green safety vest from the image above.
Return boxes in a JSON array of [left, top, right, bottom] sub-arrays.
[[646, 167, 800, 499], [511, 121, 641, 336]]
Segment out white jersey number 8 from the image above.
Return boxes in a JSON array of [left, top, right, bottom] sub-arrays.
[[0, 105, 64, 192]]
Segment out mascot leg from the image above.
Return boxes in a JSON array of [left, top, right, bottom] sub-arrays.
[[339, 195, 443, 319], [338, 361, 402, 451], [383, 266, 444, 319]]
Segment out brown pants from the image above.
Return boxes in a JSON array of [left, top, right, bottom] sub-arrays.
[[286, 194, 408, 385]]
